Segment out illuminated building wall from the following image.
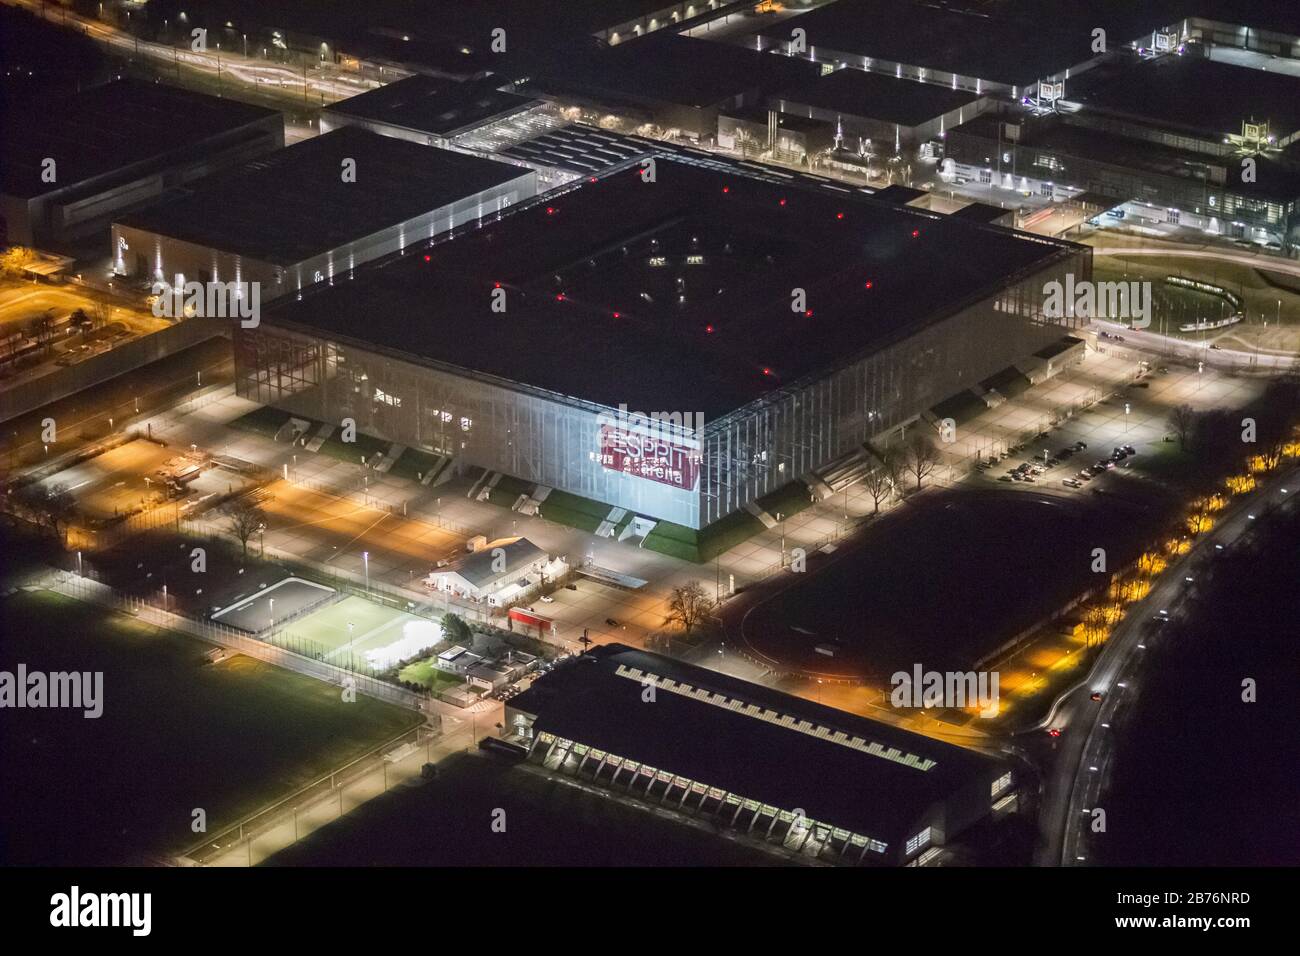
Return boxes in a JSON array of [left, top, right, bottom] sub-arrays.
[[236, 243, 1087, 529]]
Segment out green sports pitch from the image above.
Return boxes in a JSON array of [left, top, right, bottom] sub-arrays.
[[278, 595, 444, 672]]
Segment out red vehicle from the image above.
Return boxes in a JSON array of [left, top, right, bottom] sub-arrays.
[[507, 607, 556, 637]]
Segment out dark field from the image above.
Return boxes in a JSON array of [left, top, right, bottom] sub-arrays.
[[734, 487, 1176, 679], [0, 589, 420, 865], [266, 752, 787, 867]]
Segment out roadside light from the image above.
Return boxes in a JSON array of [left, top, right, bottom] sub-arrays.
[[612, 311, 621, 318], [423, 254, 431, 262], [546, 206, 556, 215], [763, 367, 773, 376], [555, 293, 565, 301]]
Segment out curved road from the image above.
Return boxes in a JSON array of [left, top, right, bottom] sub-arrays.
[[1039, 463, 1299, 865]]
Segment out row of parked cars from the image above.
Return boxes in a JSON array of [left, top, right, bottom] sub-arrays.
[[1075, 444, 1138, 482]]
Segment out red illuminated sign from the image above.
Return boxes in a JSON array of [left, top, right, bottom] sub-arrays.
[[595, 424, 700, 491]]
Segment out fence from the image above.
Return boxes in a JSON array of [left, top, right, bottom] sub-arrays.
[[182, 720, 449, 866], [0, 320, 225, 423], [44, 569, 431, 712]]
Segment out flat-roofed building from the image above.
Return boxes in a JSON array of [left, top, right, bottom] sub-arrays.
[[505, 644, 1016, 865], [1, 78, 282, 246], [111, 126, 536, 300]]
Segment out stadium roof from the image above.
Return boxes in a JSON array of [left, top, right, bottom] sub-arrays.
[[510, 644, 1006, 846], [115, 126, 531, 265], [773, 67, 985, 128], [0, 78, 277, 199], [266, 152, 1076, 420], [323, 75, 540, 138], [1070, 54, 1300, 140]]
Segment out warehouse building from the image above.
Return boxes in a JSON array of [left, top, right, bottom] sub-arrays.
[[319, 74, 550, 150], [504, 644, 1016, 865], [111, 126, 536, 300], [754, 0, 1187, 97], [770, 66, 991, 153], [0, 78, 281, 246], [237, 154, 1087, 532], [538, 32, 821, 140], [944, 53, 1300, 249]]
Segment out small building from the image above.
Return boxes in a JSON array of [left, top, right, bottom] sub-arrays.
[[466, 661, 514, 691], [430, 537, 549, 601], [111, 125, 536, 300], [717, 108, 833, 162], [1, 78, 282, 246]]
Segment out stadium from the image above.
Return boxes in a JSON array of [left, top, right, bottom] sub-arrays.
[[236, 151, 1089, 539]]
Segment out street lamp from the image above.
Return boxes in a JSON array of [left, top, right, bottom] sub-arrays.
[[363, 551, 370, 589]]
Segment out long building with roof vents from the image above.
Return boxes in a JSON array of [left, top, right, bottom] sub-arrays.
[[503, 644, 1015, 865]]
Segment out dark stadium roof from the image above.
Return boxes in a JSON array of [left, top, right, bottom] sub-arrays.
[[323, 75, 539, 138], [115, 126, 531, 265], [757, 0, 1188, 87], [509, 644, 1006, 845], [266, 153, 1075, 420], [773, 67, 985, 128], [1070, 54, 1300, 140], [0, 78, 277, 199]]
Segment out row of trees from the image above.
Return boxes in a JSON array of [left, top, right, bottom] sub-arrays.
[[1167, 386, 1295, 478]]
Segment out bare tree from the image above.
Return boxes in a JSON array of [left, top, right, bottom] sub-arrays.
[[24, 481, 78, 546], [1167, 404, 1196, 450], [903, 432, 941, 490], [663, 581, 714, 636], [1082, 604, 1109, 648], [31, 310, 56, 356], [862, 451, 900, 514], [225, 499, 266, 556]]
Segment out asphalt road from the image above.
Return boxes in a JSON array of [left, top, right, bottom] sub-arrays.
[[1037, 462, 1299, 865]]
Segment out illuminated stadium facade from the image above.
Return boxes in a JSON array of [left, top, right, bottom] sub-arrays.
[[237, 151, 1089, 531]]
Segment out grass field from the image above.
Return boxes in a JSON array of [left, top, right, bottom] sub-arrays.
[[396, 658, 464, 692], [283, 595, 443, 671], [0, 589, 422, 865]]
